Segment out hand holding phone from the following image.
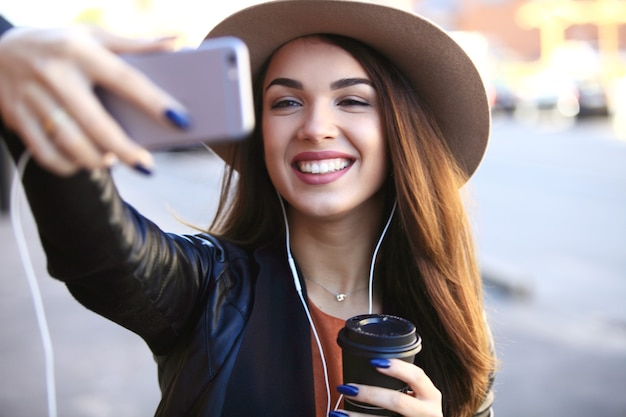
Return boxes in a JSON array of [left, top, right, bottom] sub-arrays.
[[97, 36, 255, 151]]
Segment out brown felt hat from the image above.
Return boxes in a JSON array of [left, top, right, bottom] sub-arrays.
[[205, 0, 490, 179]]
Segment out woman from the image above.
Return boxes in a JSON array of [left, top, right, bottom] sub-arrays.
[[0, 1, 496, 416]]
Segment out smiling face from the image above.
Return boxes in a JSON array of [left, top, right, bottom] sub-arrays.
[[262, 37, 388, 221]]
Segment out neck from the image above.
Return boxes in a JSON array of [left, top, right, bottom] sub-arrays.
[[287, 200, 387, 317], [290, 212, 380, 291]]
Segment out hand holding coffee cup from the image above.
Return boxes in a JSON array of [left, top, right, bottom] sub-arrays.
[[337, 314, 422, 416]]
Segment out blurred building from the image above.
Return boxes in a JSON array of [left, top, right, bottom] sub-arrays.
[[415, 0, 626, 118], [415, 0, 626, 61]]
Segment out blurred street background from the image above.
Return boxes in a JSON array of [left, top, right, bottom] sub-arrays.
[[1, 0, 625, 416]]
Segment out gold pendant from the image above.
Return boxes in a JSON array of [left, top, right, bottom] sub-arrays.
[[336, 293, 347, 302]]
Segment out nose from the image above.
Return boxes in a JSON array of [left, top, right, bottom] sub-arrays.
[[296, 101, 338, 143]]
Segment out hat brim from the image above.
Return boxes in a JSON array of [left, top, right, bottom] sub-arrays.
[[206, 0, 490, 179]]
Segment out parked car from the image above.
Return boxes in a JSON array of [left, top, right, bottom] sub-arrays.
[[488, 78, 518, 115], [516, 71, 580, 118], [575, 77, 610, 118]]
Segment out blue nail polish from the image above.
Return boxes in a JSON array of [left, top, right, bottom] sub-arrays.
[[329, 411, 349, 417], [164, 108, 192, 129], [337, 384, 359, 397], [370, 358, 391, 368], [133, 163, 152, 176]]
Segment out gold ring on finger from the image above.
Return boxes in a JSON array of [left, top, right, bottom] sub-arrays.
[[42, 107, 69, 137]]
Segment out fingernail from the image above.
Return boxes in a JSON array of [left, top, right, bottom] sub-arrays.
[[370, 358, 391, 368], [133, 163, 153, 176], [164, 108, 192, 129], [329, 411, 349, 417], [337, 384, 359, 397]]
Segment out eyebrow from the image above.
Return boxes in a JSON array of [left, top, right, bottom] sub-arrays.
[[331, 78, 373, 90], [265, 77, 374, 91], [266, 77, 303, 91]]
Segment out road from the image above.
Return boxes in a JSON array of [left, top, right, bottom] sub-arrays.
[[472, 115, 626, 416], [0, 115, 624, 416]]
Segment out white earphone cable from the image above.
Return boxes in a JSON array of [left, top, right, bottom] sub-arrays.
[[277, 192, 333, 415], [10, 149, 58, 417], [368, 200, 397, 314]]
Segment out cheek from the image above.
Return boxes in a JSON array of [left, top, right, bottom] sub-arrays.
[[360, 120, 387, 169], [373, 145, 389, 182], [366, 133, 390, 186]]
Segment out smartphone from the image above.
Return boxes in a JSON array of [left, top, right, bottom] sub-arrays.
[[97, 36, 255, 150]]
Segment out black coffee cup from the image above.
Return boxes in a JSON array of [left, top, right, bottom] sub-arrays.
[[337, 314, 422, 416]]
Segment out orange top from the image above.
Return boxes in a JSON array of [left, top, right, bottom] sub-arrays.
[[309, 302, 346, 417]]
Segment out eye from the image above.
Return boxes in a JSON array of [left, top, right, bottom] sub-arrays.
[[271, 98, 302, 110], [337, 97, 371, 108]]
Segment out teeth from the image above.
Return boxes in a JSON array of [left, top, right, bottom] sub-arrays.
[[297, 158, 350, 174]]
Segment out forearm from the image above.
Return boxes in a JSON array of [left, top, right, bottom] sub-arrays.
[[1, 121, 201, 353], [2, 121, 130, 278]]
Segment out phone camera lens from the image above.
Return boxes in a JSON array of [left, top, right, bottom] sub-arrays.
[[227, 52, 237, 67]]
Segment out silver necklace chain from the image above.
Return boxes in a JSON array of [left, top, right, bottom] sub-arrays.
[[304, 277, 368, 302]]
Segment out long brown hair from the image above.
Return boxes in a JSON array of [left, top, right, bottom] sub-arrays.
[[210, 35, 495, 417]]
